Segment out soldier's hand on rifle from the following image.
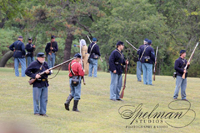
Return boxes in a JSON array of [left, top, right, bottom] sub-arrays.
[[32, 45, 35, 48], [45, 70, 50, 74], [35, 74, 41, 79], [113, 70, 117, 73], [187, 62, 190, 66], [125, 60, 129, 64], [184, 70, 187, 73], [50, 47, 53, 50]]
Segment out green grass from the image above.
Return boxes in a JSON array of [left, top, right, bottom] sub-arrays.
[[0, 67, 199, 133]]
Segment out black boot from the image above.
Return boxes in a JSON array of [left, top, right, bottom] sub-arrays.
[[64, 94, 73, 111], [72, 100, 80, 112]]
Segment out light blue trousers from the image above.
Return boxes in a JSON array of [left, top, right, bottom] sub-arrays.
[[33, 86, 48, 115], [173, 76, 187, 99], [14, 58, 26, 77], [70, 77, 82, 100], [110, 71, 122, 100], [47, 53, 56, 68], [142, 63, 153, 85], [89, 58, 98, 77], [136, 61, 142, 81], [27, 56, 35, 67]]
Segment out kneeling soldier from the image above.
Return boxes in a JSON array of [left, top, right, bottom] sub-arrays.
[[25, 52, 51, 116], [64, 53, 85, 112]]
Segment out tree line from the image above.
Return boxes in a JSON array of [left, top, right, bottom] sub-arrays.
[[0, 0, 200, 77]]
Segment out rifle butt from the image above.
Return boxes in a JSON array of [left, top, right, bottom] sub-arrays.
[[28, 79, 36, 85], [153, 74, 155, 81], [120, 90, 124, 99]]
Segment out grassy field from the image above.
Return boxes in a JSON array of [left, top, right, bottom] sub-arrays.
[[0, 67, 199, 133]]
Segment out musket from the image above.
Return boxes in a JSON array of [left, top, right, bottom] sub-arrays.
[[28, 57, 75, 85], [87, 35, 103, 62], [182, 42, 199, 79], [126, 40, 138, 51], [120, 62, 128, 99], [153, 46, 158, 81], [79, 40, 86, 85]]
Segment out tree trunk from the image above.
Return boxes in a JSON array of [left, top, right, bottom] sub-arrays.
[[62, 33, 73, 70], [0, 51, 14, 67]]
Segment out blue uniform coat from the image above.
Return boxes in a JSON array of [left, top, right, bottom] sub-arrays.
[[88, 42, 101, 59], [25, 60, 51, 88], [9, 40, 26, 58], [139, 44, 155, 64], [109, 48, 126, 75]]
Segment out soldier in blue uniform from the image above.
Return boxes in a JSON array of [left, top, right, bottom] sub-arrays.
[[25, 53, 51, 116], [9, 36, 26, 77], [136, 38, 148, 82], [45, 35, 58, 72], [25, 38, 35, 66], [139, 40, 155, 85], [109, 41, 128, 101], [173, 50, 190, 100], [88, 38, 101, 77]]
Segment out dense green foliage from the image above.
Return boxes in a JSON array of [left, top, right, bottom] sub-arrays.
[[0, 0, 200, 77]]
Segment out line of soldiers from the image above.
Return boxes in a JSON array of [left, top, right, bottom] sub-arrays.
[[9, 35, 190, 116], [9, 35, 58, 77]]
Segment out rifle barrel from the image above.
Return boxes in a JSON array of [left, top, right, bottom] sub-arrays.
[[125, 40, 138, 51]]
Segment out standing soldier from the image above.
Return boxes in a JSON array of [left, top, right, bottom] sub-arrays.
[[25, 38, 35, 66], [88, 38, 101, 77], [136, 38, 148, 82], [64, 53, 85, 112], [173, 50, 190, 100], [9, 36, 26, 77], [109, 41, 128, 101], [25, 52, 51, 116], [139, 40, 155, 85], [45, 35, 58, 73]]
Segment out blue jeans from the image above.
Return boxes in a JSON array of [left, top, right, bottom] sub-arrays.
[[47, 53, 56, 68], [14, 58, 26, 77], [173, 76, 187, 99], [70, 77, 82, 100], [89, 58, 98, 77], [27, 56, 35, 67], [33, 86, 48, 115], [110, 71, 122, 100], [142, 63, 153, 85], [136, 61, 142, 81]]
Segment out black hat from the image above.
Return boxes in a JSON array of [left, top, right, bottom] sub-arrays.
[[116, 41, 124, 46], [180, 50, 186, 55], [37, 52, 46, 58], [51, 35, 55, 39], [74, 53, 82, 58], [28, 38, 32, 40], [18, 36, 23, 38]]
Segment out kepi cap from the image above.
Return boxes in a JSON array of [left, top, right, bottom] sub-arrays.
[[37, 52, 46, 58], [74, 53, 82, 58]]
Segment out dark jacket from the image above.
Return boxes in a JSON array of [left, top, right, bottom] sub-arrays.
[[139, 44, 155, 64], [174, 57, 189, 78], [9, 40, 26, 58], [88, 42, 101, 59], [25, 60, 51, 88], [137, 44, 144, 61], [45, 41, 58, 55], [25, 43, 35, 57], [109, 48, 126, 75]]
